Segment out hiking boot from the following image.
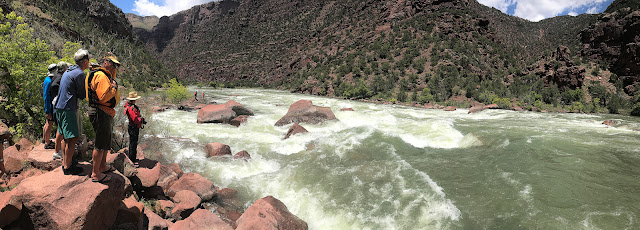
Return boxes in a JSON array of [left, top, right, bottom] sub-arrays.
[[53, 151, 62, 160], [62, 165, 82, 175]]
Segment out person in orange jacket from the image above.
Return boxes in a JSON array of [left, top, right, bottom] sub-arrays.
[[85, 52, 120, 183], [124, 91, 145, 166]]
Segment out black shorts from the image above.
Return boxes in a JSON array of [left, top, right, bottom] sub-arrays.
[[89, 107, 113, 150]]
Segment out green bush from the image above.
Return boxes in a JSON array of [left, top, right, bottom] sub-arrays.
[[163, 78, 189, 104]]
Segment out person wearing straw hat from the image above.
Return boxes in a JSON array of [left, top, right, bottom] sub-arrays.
[[124, 91, 146, 166], [85, 52, 121, 183]]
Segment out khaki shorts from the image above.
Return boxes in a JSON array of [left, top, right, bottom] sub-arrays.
[[89, 107, 113, 150]]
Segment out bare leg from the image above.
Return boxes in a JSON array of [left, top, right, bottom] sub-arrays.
[[92, 149, 108, 179], [55, 132, 64, 153], [43, 119, 53, 144], [63, 137, 78, 169]]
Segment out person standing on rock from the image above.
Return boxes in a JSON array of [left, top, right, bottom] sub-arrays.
[[42, 64, 58, 149], [124, 91, 146, 166], [194, 91, 198, 101], [55, 50, 89, 175], [86, 53, 120, 183], [51, 62, 70, 159]]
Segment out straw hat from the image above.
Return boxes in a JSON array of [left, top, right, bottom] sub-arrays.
[[127, 91, 141, 101], [103, 52, 120, 66]]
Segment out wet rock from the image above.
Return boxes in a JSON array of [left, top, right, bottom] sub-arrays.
[[444, 106, 456, 111], [602, 119, 616, 126], [284, 123, 308, 139], [205, 142, 232, 157], [197, 100, 253, 124], [233, 150, 251, 160], [468, 106, 485, 114], [167, 163, 184, 177], [151, 106, 167, 112], [230, 115, 249, 127], [236, 196, 308, 230], [172, 209, 232, 230], [275, 100, 337, 126], [484, 104, 499, 109], [340, 108, 354, 111]]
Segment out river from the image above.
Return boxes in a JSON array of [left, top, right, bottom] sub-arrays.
[[148, 88, 640, 229]]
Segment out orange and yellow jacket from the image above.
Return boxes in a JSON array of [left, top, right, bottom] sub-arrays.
[[85, 67, 120, 117]]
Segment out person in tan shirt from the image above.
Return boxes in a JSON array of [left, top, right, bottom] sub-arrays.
[[85, 53, 120, 183]]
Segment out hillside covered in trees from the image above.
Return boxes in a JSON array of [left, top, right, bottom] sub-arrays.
[[133, 0, 640, 115]]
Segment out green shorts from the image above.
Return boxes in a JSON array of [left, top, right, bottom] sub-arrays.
[[56, 109, 80, 139]]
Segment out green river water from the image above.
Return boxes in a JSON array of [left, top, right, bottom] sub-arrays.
[[148, 88, 640, 229]]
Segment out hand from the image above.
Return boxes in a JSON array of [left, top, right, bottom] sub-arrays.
[[46, 113, 53, 120], [110, 80, 117, 89]]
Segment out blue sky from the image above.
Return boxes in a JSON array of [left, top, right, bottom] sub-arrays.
[[111, 0, 615, 21]]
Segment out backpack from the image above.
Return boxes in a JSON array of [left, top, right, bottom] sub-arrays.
[[48, 73, 61, 99], [86, 68, 117, 109]]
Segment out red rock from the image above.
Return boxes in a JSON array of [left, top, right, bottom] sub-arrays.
[[468, 106, 485, 114], [167, 163, 184, 177], [284, 123, 308, 139], [10, 164, 127, 229], [15, 138, 34, 152], [230, 115, 249, 127], [137, 162, 160, 187], [151, 106, 166, 112], [0, 190, 21, 227], [512, 105, 524, 111], [444, 106, 456, 111], [205, 142, 232, 157], [3, 146, 27, 174], [275, 100, 338, 126], [602, 119, 616, 126], [157, 164, 179, 194], [217, 188, 237, 200], [195, 104, 207, 110], [484, 104, 499, 109], [155, 199, 175, 218], [171, 190, 202, 219], [113, 196, 144, 229], [144, 207, 170, 230], [24, 144, 60, 171], [233, 150, 251, 160], [340, 108, 354, 111], [172, 209, 232, 230], [197, 100, 253, 124], [236, 196, 308, 230], [167, 173, 216, 201], [108, 151, 137, 177], [8, 168, 45, 188]]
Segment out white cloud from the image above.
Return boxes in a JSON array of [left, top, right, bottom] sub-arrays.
[[133, 0, 215, 16], [478, 0, 608, 21]]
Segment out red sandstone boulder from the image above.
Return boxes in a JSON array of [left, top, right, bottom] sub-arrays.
[[233, 150, 251, 160], [230, 115, 249, 127], [167, 173, 216, 201], [172, 209, 233, 230], [7, 168, 45, 189], [444, 106, 456, 111], [137, 162, 160, 187], [340, 108, 354, 111], [236, 196, 308, 230], [15, 138, 34, 152], [157, 164, 179, 195], [602, 119, 616, 126], [151, 106, 167, 113], [484, 104, 499, 109], [468, 106, 485, 114], [167, 163, 184, 177], [205, 142, 232, 157], [284, 123, 308, 139], [0, 190, 21, 228], [197, 100, 254, 124], [9, 165, 127, 229], [171, 190, 202, 219], [27, 144, 62, 171], [3, 145, 27, 174], [155, 199, 175, 218], [275, 100, 338, 126], [144, 208, 170, 230], [112, 196, 144, 229], [108, 151, 138, 177]]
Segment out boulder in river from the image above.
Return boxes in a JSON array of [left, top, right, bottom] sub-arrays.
[[275, 100, 337, 126], [236, 196, 308, 230], [284, 123, 308, 139], [197, 100, 254, 124]]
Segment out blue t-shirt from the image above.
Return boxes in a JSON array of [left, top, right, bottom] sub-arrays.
[[43, 75, 53, 114], [55, 65, 86, 111]]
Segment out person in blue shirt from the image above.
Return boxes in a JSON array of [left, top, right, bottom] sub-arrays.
[[55, 49, 90, 175], [42, 64, 57, 149]]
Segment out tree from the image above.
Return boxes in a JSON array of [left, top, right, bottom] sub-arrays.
[[0, 10, 57, 138], [163, 78, 189, 104]]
